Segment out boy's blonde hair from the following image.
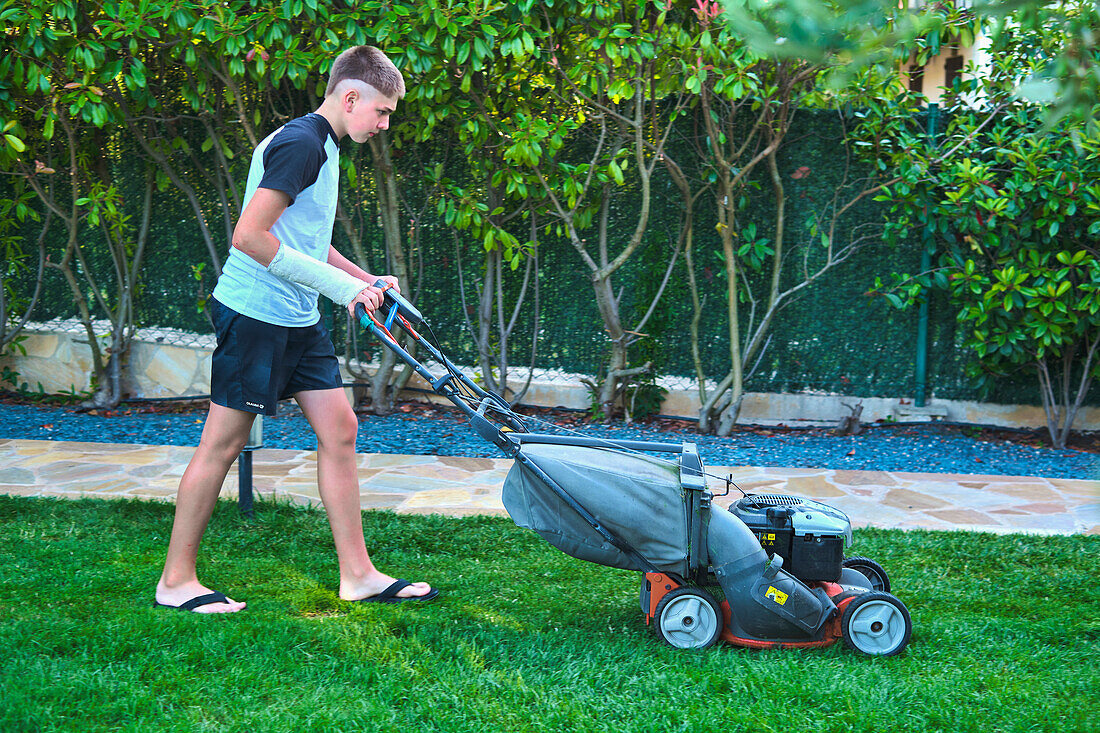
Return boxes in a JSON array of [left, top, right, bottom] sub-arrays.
[[326, 46, 405, 99]]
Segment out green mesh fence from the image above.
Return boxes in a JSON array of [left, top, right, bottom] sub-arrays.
[[6, 109, 1089, 408]]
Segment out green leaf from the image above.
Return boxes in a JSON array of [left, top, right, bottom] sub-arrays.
[[608, 160, 623, 185]]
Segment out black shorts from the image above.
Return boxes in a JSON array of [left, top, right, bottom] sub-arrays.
[[209, 299, 342, 416]]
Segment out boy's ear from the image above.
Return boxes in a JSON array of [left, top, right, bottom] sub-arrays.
[[341, 88, 358, 112]]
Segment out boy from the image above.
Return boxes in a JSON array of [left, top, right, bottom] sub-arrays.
[[154, 46, 437, 613]]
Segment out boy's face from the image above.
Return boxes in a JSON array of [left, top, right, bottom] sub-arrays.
[[345, 85, 398, 144]]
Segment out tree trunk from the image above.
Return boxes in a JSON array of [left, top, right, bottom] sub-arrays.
[[591, 272, 627, 418], [476, 248, 497, 394], [83, 170, 154, 410], [1037, 338, 1099, 450], [366, 132, 410, 414], [715, 174, 744, 436], [716, 389, 745, 436]]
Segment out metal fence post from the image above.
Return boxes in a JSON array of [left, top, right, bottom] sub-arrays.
[[238, 414, 264, 519], [916, 102, 940, 408]]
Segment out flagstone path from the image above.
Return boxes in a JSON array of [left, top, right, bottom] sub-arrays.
[[1, 438, 1096, 535]]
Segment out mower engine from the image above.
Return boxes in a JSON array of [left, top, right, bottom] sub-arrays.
[[729, 495, 852, 582]]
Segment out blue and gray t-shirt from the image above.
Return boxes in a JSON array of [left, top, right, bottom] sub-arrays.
[[212, 113, 340, 327]]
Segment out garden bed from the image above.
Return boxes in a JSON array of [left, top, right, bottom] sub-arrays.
[[1, 395, 1095, 479]]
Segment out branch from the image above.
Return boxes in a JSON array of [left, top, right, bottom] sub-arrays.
[[632, 223, 683, 337], [453, 230, 479, 348], [608, 362, 653, 380], [0, 208, 52, 347], [19, 163, 73, 224], [505, 243, 535, 337]]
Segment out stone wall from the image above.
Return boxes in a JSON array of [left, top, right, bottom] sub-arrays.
[[3, 326, 1098, 431], [2, 325, 215, 399]]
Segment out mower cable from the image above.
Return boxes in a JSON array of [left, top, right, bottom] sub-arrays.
[[410, 319, 749, 494], [475, 401, 748, 493], [421, 320, 482, 401]]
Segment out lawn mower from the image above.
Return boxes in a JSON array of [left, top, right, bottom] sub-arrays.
[[355, 285, 912, 656]]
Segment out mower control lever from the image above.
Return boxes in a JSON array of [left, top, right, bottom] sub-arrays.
[[370, 278, 423, 326]]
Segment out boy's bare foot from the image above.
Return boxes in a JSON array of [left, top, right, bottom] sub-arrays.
[[155, 580, 246, 613], [341, 573, 437, 603]]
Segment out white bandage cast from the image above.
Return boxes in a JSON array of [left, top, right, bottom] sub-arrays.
[[266, 244, 369, 307]]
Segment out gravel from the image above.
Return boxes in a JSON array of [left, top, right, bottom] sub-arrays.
[[2, 401, 1096, 480]]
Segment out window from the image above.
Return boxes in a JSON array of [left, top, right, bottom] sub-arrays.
[[944, 55, 964, 90], [908, 65, 925, 95]]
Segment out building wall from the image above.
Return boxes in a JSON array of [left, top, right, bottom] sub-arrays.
[[901, 12, 992, 106], [903, 45, 974, 103]]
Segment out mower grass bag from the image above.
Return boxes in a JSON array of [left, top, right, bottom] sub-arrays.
[[502, 443, 690, 576]]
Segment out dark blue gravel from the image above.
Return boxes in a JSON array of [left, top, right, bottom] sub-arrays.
[[2, 402, 1096, 480]]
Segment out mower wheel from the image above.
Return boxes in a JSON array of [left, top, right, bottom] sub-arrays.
[[841, 591, 911, 657], [842, 556, 891, 593], [654, 587, 723, 650]]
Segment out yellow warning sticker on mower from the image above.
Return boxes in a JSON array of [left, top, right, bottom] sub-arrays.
[[756, 532, 776, 547], [765, 586, 789, 605]]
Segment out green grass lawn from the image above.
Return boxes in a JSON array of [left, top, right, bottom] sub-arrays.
[[1, 495, 1097, 733]]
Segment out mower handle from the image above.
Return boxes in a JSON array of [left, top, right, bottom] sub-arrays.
[[352, 297, 525, 449], [353, 301, 369, 325], [366, 278, 423, 326]]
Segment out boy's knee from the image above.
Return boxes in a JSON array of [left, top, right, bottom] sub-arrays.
[[201, 433, 250, 462], [228, 434, 251, 455], [318, 412, 358, 450]]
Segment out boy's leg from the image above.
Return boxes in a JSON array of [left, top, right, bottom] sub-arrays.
[[155, 402, 255, 613], [294, 388, 434, 601]]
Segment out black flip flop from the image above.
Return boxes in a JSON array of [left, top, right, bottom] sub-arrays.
[[154, 591, 236, 612], [352, 579, 440, 604]]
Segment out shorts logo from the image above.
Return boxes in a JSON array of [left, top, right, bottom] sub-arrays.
[[246, 401, 265, 410]]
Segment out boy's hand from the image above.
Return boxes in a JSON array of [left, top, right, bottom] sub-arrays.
[[347, 285, 383, 317], [346, 275, 401, 318], [373, 275, 401, 295]]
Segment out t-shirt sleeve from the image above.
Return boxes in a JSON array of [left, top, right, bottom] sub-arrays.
[[258, 127, 326, 205]]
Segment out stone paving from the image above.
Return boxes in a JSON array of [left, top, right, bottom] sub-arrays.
[[1, 438, 1097, 535]]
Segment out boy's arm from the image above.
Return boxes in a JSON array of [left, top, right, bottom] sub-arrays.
[[232, 188, 383, 312], [231, 188, 290, 266], [326, 246, 401, 295]]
